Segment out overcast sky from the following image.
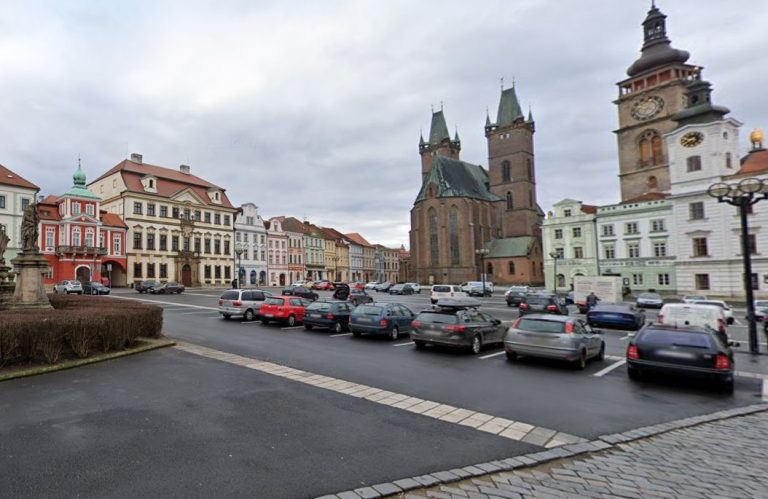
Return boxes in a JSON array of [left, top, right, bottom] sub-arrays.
[[2, 1, 767, 248]]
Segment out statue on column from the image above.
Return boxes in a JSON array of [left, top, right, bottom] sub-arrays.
[[0, 225, 9, 263], [20, 203, 40, 253]]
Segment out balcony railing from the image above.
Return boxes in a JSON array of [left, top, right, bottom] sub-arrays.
[[56, 245, 108, 256]]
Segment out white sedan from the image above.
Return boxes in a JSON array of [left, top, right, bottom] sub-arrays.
[[365, 281, 378, 290], [404, 282, 421, 293]]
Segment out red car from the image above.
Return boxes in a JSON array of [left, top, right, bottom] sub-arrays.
[[313, 280, 333, 291], [260, 296, 310, 326], [351, 282, 366, 291]]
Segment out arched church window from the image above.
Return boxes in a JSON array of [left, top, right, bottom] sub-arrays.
[[449, 207, 460, 265], [502, 160, 511, 182], [651, 135, 663, 165], [506, 192, 513, 210], [639, 130, 663, 166], [648, 176, 658, 190], [428, 208, 438, 266]]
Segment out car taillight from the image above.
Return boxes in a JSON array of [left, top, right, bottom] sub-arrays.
[[233, 301, 242, 307], [380, 319, 388, 327], [326, 313, 335, 320], [519, 303, 529, 310], [411, 320, 422, 329], [715, 354, 731, 370], [627, 345, 639, 360], [511, 318, 521, 328], [445, 324, 466, 333], [564, 322, 575, 334], [546, 305, 557, 312], [218, 299, 224, 305]]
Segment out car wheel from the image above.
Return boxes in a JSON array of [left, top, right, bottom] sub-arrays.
[[352, 330, 362, 338], [505, 350, 518, 361], [506, 302, 511, 307], [390, 326, 399, 341], [576, 350, 587, 370], [222, 314, 231, 320], [414, 340, 426, 349], [287, 315, 296, 327], [627, 365, 642, 380], [244, 309, 255, 322], [261, 319, 270, 325], [304, 324, 313, 331], [470, 335, 482, 355], [92, 290, 98, 295], [430, 299, 437, 305], [333, 322, 343, 334], [727, 317, 734, 325], [597, 343, 605, 361]]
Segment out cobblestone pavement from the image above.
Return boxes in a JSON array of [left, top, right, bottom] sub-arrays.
[[394, 411, 768, 499]]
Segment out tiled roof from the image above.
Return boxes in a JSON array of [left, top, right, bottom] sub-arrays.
[[580, 204, 599, 214], [345, 232, 372, 247], [0, 164, 39, 190], [92, 159, 233, 208], [415, 156, 502, 203], [485, 236, 537, 258], [621, 192, 668, 204], [37, 200, 60, 221], [735, 148, 768, 176], [101, 212, 127, 228]]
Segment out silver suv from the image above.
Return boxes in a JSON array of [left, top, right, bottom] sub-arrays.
[[219, 289, 272, 321], [53, 280, 83, 294]]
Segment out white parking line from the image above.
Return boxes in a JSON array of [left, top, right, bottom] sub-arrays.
[[330, 333, 353, 337], [392, 341, 413, 347], [280, 326, 304, 330], [478, 351, 506, 360], [763, 380, 768, 401], [593, 358, 626, 377], [110, 295, 217, 311]]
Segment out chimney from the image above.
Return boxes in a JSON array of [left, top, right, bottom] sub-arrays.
[[130, 153, 143, 164], [180, 164, 191, 174]]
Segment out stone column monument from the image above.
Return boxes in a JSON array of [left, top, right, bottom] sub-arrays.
[[0, 225, 14, 309], [8, 203, 52, 310]]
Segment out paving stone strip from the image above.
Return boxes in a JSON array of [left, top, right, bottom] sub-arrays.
[[173, 341, 585, 447], [319, 405, 768, 499]]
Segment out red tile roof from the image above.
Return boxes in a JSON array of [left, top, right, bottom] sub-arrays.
[[621, 192, 668, 204], [37, 200, 60, 221], [0, 164, 39, 190], [344, 232, 372, 247], [580, 204, 598, 214], [93, 159, 234, 209], [735, 148, 768, 177], [100, 212, 127, 228]]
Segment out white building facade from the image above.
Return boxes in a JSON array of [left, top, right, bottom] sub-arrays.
[[0, 164, 39, 262], [542, 199, 599, 292], [234, 203, 268, 286]]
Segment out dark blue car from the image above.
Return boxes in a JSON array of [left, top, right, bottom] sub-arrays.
[[303, 300, 353, 333], [587, 303, 645, 330], [349, 302, 416, 340]]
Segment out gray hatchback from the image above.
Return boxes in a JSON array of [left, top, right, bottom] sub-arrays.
[[504, 314, 605, 369], [410, 298, 505, 354]]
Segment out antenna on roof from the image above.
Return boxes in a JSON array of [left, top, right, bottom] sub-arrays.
[[440, 101, 444, 111]]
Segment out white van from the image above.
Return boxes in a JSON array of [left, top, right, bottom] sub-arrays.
[[459, 281, 495, 297], [658, 303, 727, 335], [430, 284, 467, 304]]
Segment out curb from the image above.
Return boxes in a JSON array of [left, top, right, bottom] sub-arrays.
[[0, 337, 176, 382], [317, 403, 768, 499]]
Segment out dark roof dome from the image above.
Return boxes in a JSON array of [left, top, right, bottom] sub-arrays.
[[627, 4, 690, 77]]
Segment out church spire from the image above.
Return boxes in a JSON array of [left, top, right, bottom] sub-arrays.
[[627, 2, 690, 76], [428, 108, 451, 145], [495, 84, 524, 127]]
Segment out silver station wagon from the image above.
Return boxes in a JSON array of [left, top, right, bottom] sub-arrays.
[[218, 289, 272, 321], [504, 314, 605, 369]]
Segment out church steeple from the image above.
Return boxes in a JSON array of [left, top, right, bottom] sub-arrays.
[[627, 2, 690, 76], [419, 106, 461, 182]]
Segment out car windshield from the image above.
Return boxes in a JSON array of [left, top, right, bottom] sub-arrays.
[[516, 318, 566, 334], [265, 297, 284, 305], [640, 330, 713, 349], [432, 286, 451, 293], [415, 312, 458, 324], [525, 295, 551, 305], [356, 305, 382, 316], [307, 302, 331, 312], [640, 293, 661, 299]]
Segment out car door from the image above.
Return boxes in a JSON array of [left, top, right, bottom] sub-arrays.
[[578, 320, 600, 356], [480, 311, 504, 344], [400, 305, 416, 332]]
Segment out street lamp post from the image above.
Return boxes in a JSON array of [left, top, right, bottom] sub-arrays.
[[550, 251, 560, 294], [234, 242, 244, 288], [475, 248, 490, 297], [707, 178, 768, 356]]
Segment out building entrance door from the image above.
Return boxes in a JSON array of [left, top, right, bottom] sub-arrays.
[[181, 264, 192, 287], [76, 266, 91, 283]]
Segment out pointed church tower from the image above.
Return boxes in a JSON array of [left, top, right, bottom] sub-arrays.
[[419, 108, 461, 181], [486, 83, 539, 238], [615, 2, 701, 201]]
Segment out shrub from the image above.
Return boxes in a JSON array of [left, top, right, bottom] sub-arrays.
[[0, 296, 164, 366]]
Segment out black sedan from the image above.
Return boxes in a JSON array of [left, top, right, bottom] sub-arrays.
[[627, 324, 735, 393], [282, 286, 318, 301], [348, 288, 373, 306], [389, 284, 414, 295], [303, 300, 353, 333], [152, 281, 185, 294], [82, 282, 111, 295], [587, 303, 645, 330]]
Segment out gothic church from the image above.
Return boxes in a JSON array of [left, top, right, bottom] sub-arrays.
[[409, 86, 544, 285]]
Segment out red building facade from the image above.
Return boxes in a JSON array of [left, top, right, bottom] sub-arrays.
[[38, 166, 128, 287]]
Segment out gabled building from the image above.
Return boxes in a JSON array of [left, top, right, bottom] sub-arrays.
[[345, 232, 374, 282], [266, 217, 290, 286], [320, 227, 350, 282], [234, 203, 268, 286], [38, 165, 127, 286], [0, 163, 39, 262], [88, 153, 237, 287], [542, 199, 599, 291]]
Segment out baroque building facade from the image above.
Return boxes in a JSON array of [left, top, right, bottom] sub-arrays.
[[234, 203, 268, 286], [409, 86, 544, 286]]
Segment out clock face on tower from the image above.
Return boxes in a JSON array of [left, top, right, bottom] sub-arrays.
[[680, 131, 704, 148], [631, 96, 665, 121]]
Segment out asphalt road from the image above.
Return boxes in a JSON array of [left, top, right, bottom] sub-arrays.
[[2, 287, 766, 498]]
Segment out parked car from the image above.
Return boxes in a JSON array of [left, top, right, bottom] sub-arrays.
[[259, 296, 310, 326], [627, 324, 735, 393], [587, 303, 646, 330], [219, 289, 273, 321], [682, 295, 708, 303], [410, 298, 504, 354], [282, 285, 318, 301], [348, 288, 374, 306], [152, 281, 185, 294], [636, 292, 664, 309], [755, 300, 768, 321], [504, 314, 605, 369], [374, 282, 393, 292], [518, 293, 568, 316], [364, 281, 379, 290], [82, 281, 110, 295], [313, 280, 333, 291], [350, 302, 416, 340], [461, 281, 494, 297], [505, 289, 528, 307], [351, 282, 366, 291], [404, 282, 421, 294], [53, 280, 83, 294], [135, 280, 157, 293], [303, 300, 353, 333], [658, 303, 728, 337], [504, 285, 530, 299], [565, 291, 575, 305], [429, 284, 467, 305], [332, 283, 350, 300], [292, 280, 308, 287], [688, 299, 735, 325], [389, 283, 414, 295]]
